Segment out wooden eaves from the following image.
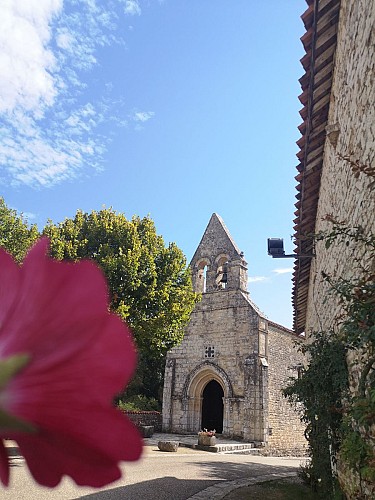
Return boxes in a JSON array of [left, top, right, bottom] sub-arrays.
[[292, 0, 341, 333]]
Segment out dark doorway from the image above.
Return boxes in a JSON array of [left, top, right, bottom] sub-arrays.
[[201, 380, 224, 433]]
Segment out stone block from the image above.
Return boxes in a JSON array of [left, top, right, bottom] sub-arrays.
[[158, 441, 179, 452], [139, 425, 154, 438]]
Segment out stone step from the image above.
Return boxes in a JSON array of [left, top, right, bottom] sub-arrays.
[[216, 443, 257, 453], [180, 441, 259, 454], [220, 447, 263, 455]]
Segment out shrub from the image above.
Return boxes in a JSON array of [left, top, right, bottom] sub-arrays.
[[117, 394, 161, 412]]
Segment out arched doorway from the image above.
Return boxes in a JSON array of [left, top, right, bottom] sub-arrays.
[[201, 380, 224, 433], [183, 362, 232, 434]]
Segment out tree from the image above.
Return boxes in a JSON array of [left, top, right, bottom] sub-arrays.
[[43, 208, 197, 400], [0, 197, 39, 262]]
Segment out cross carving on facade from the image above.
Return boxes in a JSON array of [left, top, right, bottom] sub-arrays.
[[205, 346, 215, 358]]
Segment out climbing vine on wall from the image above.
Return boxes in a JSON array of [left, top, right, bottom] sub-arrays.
[[284, 218, 375, 499]]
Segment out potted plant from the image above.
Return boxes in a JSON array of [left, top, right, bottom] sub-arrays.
[[198, 429, 216, 446]]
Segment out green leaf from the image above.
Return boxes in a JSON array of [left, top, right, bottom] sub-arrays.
[[0, 197, 39, 262], [0, 408, 36, 433], [0, 353, 31, 390]]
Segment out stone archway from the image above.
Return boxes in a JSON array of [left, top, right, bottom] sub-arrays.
[[201, 380, 224, 433], [182, 362, 233, 434]]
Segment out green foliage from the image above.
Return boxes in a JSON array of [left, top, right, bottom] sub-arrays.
[[283, 332, 348, 497], [0, 197, 39, 262], [315, 216, 375, 255], [0, 201, 197, 401], [43, 207, 198, 399], [117, 395, 161, 412], [284, 221, 375, 499], [340, 428, 374, 480], [317, 218, 375, 353]]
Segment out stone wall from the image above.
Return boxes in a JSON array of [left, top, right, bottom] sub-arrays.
[[163, 290, 263, 441], [266, 322, 306, 454], [304, 0, 374, 495], [163, 212, 307, 453], [122, 411, 162, 432], [305, 0, 375, 334], [163, 290, 307, 451]]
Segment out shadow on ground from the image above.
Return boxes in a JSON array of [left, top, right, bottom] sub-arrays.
[[79, 477, 217, 500], [79, 462, 299, 500], [187, 460, 299, 481]]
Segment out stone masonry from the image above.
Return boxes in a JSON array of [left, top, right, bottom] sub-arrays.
[[305, 0, 375, 334], [162, 214, 306, 452], [299, 1, 374, 495]]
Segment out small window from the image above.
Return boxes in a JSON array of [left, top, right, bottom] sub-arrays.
[[204, 346, 215, 358]]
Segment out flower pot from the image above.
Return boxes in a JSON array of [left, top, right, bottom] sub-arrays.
[[198, 435, 216, 446]]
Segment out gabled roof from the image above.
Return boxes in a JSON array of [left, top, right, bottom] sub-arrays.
[[292, 0, 341, 333], [190, 213, 242, 265]]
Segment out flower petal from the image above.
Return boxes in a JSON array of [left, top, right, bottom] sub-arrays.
[[1, 238, 110, 361], [4, 314, 136, 420], [16, 411, 141, 487], [0, 440, 9, 486], [0, 238, 142, 486]]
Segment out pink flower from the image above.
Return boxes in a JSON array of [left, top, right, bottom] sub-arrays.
[[0, 239, 142, 487]]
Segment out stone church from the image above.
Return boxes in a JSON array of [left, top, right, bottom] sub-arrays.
[[162, 213, 306, 452]]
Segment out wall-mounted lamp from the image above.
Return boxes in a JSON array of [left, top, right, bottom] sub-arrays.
[[267, 238, 314, 259]]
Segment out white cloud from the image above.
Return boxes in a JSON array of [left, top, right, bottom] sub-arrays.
[[0, 1, 133, 188], [133, 111, 155, 122], [0, 98, 109, 187], [0, 1, 62, 118], [55, 28, 74, 50], [23, 211, 37, 221], [272, 268, 293, 275], [248, 276, 268, 283], [124, 1, 141, 16]]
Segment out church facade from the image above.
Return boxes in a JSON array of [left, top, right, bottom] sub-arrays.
[[162, 214, 306, 452]]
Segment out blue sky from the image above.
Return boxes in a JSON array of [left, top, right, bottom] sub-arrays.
[[1, 0, 306, 328]]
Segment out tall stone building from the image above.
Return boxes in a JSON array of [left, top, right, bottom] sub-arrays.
[[293, 0, 374, 496], [162, 213, 306, 452]]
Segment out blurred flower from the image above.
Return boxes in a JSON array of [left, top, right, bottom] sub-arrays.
[[0, 239, 142, 487], [198, 429, 216, 437]]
